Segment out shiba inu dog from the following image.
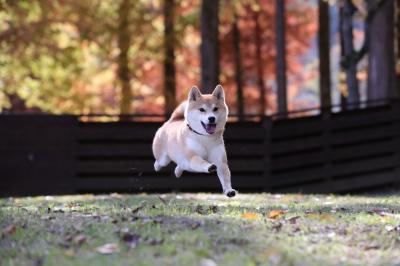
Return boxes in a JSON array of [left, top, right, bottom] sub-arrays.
[[152, 85, 236, 197]]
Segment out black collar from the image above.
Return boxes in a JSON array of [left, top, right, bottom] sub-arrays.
[[187, 124, 206, 136]]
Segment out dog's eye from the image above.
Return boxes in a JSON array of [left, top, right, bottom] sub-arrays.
[[199, 108, 205, 112], [213, 107, 218, 112]]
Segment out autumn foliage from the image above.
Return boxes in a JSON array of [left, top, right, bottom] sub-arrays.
[[0, 0, 318, 115]]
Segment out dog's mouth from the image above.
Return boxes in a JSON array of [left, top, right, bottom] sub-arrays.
[[201, 121, 217, 134]]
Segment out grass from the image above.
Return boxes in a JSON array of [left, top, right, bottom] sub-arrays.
[[2, 193, 400, 266]]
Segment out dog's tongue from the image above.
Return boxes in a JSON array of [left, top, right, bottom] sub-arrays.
[[205, 124, 216, 134]]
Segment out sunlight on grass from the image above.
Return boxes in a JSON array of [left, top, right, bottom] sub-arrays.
[[2, 193, 400, 266]]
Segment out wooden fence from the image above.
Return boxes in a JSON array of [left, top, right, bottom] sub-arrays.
[[1, 100, 400, 196]]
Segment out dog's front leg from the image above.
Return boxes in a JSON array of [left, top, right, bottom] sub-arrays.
[[210, 146, 236, 197], [188, 155, 216, 173]]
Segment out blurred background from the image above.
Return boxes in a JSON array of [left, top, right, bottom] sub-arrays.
[[0, 0, 399, 196], [1, 0, 396, 117]]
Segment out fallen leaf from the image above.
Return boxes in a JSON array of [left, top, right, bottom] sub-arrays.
[[199, 258, 217, 266], [306, 213, 334, 221], [157, 195, 168, 205], [268, 210, 285, 219], [271, 222, 283, 232], [364, 244, 381, 250], [110, 193, 123, 199], [286, 216, 300, 224], [64, 249, 75, 257], [122, 233, 140, 248], [385, 225, 394, 232], [73, 234, 86, 245], [3, 225, 16, 236], [131, 204, 145, 214], [241, 212, 260, 220], [209, 205, 218, 213], [95, 243, 119, 254]]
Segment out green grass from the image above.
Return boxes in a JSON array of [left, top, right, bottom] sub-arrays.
[[2, 193, 400, 266]]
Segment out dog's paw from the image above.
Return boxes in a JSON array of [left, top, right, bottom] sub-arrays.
[[208, 164, 217, 173], [225, 189, 237, 198], [154, 161, 161, 172], [174, 166, 183, 178]]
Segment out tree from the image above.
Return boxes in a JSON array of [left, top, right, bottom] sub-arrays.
[[340, 0, 360, 107], [232, 12, 244, 120], [200, 0, 220, 93], [163, 0, 177, 115], [367, 0, 396, 101], [118, 0, 133, 115], [275, 0, 288, 117]]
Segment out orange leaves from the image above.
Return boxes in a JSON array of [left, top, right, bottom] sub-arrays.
[[241, 210, 286, 220], [267, 210, 286, 219], [241, 212, 260, 220]]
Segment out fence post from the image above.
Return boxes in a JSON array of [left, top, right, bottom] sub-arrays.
[[262, 116, 272, 192], [393, 100, 400, 188], [321, 109, 334, 192], [275, 0, 287, 118]]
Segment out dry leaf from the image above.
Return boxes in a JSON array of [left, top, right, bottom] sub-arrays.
[[122, 233, 140, 248], [64, 249, 75, 257], [73, 234, 86, 245], [95, 243, 119, 254], [268, 210, 285, 219], [306, 213, 334, 221], [3, 225, 16, 235], [157, 195, 168, 205], [131, 204, 145, 214], [286, 216, 300, 224], [241, 212, 260, 220]]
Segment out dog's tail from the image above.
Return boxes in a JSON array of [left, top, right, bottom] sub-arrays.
[[167, 101, 187, 122]]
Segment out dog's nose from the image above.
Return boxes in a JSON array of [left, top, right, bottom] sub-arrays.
[[208, 116, 216, 123]]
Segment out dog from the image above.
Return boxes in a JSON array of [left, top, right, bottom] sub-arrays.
[[152, 85, 236, 197]]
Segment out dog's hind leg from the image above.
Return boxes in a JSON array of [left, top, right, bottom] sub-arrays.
[[154, 154, 171, 171], [152, 129, 171, 172], [174, 165, 183, 178]]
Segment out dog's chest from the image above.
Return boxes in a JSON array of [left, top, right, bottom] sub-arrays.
[[186, 137, 219, 158]]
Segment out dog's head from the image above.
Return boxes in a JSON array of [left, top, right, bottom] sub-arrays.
[[185, 85, 228, 135]]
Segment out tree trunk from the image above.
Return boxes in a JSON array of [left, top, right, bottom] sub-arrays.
[[118, 0, 132, 115], [200, 0, 220, 93], [275, 0, 287, 118], [233, 13, 244, 121], [340, 0, 359, 108], [164, 0, 176, 115], [397, 0, 400, 98], [254, 11, 267, 116], [367, 0, 396, 101], [319, 0, 331, 110]]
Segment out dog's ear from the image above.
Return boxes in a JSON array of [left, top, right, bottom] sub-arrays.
[[188, 86, 201, 102], [212, 84, 225, 101]]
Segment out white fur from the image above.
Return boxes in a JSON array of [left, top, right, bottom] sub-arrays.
[[152, 85, 236, 197]]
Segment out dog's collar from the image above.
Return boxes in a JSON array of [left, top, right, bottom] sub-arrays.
[[187, 124, 206, 136]]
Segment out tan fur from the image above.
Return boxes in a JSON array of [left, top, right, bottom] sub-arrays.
[[152, 85, 236, 197]]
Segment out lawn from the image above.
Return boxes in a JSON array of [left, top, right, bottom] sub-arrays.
[[2, 193, 400, 266]]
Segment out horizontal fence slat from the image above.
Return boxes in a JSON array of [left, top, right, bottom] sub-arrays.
[[76, 158, 264, 175], [77, 142, 264, 158], [271, 135, 323, 155]]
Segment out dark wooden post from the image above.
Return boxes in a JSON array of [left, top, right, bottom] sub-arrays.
[[275, 0, 287, 118], [201, 0, 220, 93], [164, 0, 177, 116], [262, 116, 272, 191], [367, 0, 396, 102], [319, 0, 331, 111], [340, 0, 360, 107], [255, 11, 267, 116], [233, 13, 244, 121], [118, 0, 133, 115]]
